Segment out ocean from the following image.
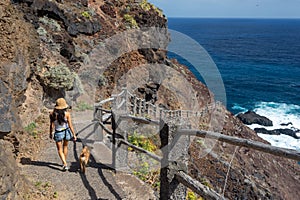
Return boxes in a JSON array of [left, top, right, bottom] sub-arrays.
[[167, 18, 300, 151]]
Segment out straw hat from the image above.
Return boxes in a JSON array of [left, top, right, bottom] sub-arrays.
[[55, 98, 69, 110]]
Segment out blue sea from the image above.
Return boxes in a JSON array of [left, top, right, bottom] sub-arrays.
[[167, 18, 300, 150]]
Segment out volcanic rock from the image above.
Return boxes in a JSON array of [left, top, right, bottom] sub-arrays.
[[255, 128, 300, 139], [237, 110, 273, 126]]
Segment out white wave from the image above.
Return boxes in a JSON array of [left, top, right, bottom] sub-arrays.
[[257, 133, 300, 152], [252, 102, 300, 130], [245, 102, 300, 151]]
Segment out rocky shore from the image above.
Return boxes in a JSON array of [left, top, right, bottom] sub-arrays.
[[237, 110, 273, 126], [237, 110, 300, 139]]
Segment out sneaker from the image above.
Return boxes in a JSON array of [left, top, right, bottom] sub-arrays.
[[62, 165, 69, 171]]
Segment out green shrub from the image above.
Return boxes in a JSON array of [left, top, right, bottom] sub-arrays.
[[128, 131, 156, 152], [123, 14, 138, 29], [140, 0, 151, 11], [53, 191, 58, 198], [43, 63, 75, 90], [25, 122, 36, 133], [81, 11, 92, 19], [128, 131, 160, 190], [74, 101, 93, 111], [36, 27, 47, 37], [196, 139, 207, 148], [34, 181, 42, 188], [153, 6, 163, 17], [132, 162, 160, 191], [187, 189, 204, 200], [133, 162, 149, 181], [39, 16, 61, 31], [25, 122, 38, 139], [200, 177, 213, 188], [140, 0, 163, 17]]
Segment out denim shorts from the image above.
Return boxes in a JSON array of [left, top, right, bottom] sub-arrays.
[[54, 128, 73, 142]]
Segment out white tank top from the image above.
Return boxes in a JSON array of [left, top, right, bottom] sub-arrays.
[[54, 117, 68, 131]]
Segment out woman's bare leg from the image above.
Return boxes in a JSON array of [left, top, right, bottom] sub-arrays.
[[56, 141, 67, 166], [63, 140, 69, 161]]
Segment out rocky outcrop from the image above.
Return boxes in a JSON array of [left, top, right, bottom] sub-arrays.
[[15, 0, 102, 36], [255, 127, 300, 139], [0, 140, 28, 200], [0, 81, 12, 134], [237, 110, 273, 126], [0, 0, 39, 134]]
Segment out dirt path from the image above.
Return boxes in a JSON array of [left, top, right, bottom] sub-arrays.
[[19, 110, 156, 200]]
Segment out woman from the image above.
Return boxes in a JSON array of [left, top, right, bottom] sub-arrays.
[[50, 98, 77, 171]]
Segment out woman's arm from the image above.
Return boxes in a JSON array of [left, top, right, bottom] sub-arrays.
[[66, 112, 77, 141], [49, 112, 55, 139]]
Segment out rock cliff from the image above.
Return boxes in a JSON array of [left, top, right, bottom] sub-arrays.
[[0, 0, 299, 199]]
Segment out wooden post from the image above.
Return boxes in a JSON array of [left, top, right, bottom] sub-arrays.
[[123, 88, 128, 114], [154, 105, 157, 120], [111, 112, 129, 171], [131, 96, 136, 115], [159, 120, 169, 200], [168, 125, 189, 200], [112, 112, 117, 171], [145, 102, 149, 116], [141, 99, 145, 117], [94, 106, 103, 141], [132, 95, 136, 115], [148, 103, 152, 117], [136, 98, 140, 115], [159, 118, 189, 199]]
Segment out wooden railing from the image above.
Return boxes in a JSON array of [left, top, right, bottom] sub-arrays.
[[93, 88, 300, 200]]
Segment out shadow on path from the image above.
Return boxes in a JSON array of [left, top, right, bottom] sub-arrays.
[[91, 156, 122, 200], [72, 141, 98, 199], [20, 157, 61, 171], [73, 138, 122, 200]]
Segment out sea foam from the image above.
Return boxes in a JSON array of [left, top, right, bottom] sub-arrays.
[[235, 102, 300, 151]]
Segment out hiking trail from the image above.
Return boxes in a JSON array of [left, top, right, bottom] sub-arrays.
[[19, 110, 156, 200]]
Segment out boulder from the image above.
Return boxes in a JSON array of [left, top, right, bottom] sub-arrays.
[[254, 128, 277, 135], [31, 0, 101, 36], [254, 128, 300, 139], [280, 122, 293, 126], [273, 128, 300, 139], [237, 110, 273, 126]]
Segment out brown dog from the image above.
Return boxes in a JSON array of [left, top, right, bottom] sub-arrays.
[[79, 146, 90, 174]]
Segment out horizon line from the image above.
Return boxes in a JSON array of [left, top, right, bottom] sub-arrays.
[[167, 16, 300, 20]]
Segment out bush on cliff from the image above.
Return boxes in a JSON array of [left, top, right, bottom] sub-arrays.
[[43, 63, 75, 90]]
